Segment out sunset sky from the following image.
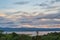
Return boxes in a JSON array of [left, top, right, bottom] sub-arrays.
[[0, 0, 60, 28]]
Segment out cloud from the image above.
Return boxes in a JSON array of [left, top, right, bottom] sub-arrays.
[[35, 3, 49, 8], [0, 13, 6, 17], [14, 1, 30, 5], [0, 13, 60, 28], [0, 9, 60, 28], [0, 0, 60, 28], [8, 12, 60, 25], [43, 13, 60, 19], [34, 13, 60, 20], [34, 0, 60, 9], [55, 0, 60, 2]]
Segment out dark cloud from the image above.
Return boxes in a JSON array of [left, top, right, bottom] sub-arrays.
[[14, 1, 30, 5], [34, 13, 60, 19], [34, 0, 60, 9], [40, 20, 60, 25], [34, 3, 48, 8], [34, 3, 51, 9], [19, 18, 32, 24], [49, 0, 60, 4], [31, 20, 60, 25], [36, 3, 48, 6], [43, 13, 60, 19], [55, 0, 60, 2], [50, 0, 56, 4], [0, 16, 17, 28]]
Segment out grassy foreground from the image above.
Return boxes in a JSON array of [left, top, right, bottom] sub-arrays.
[[0, 30, 60, 40]]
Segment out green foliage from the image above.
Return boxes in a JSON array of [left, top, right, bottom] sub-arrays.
[[32, 32, 60, 40], [0, 30, 60, 40], [0, 30, 4, 37], [19, 34, 32, 40], [0, 31, 32, 40]]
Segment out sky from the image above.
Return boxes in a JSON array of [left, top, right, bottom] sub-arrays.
[[0, 0, 60, 28]]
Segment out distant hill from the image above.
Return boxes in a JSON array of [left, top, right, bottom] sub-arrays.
[[0, 28, 60, 32]]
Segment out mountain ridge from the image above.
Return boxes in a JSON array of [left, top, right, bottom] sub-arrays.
[[0, 27, 60, 32]]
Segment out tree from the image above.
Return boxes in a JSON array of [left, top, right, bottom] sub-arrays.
[[0, 30, 4, 37]]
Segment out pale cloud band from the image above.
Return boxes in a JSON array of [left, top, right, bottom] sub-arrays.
[[0, 11, 60, 28]]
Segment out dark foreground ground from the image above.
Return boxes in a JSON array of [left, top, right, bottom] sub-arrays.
[[0, 30, 60, 40]]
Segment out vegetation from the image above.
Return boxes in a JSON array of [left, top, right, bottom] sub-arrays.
[[0, 30, 60, 40]]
